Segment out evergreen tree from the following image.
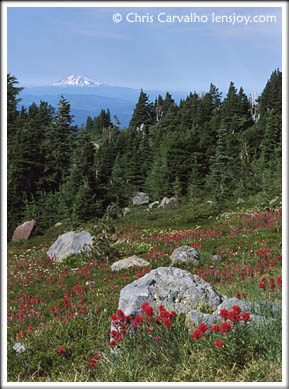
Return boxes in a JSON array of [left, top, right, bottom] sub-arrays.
[[129, 90, 154, 131], [92, 109, 112, 138], [207, 121, 233, 203], [257, 69, 282, 118], [7, 73, 23, 124], [146, 143, 169, 200], [48, 95, 75, 188], [62, 131, 101, 226], [86, 116, 93, 131]]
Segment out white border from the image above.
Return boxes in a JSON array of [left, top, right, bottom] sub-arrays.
[[1, 1, 288, 388]]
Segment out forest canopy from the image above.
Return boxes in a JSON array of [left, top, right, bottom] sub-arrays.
[[7, 70, 282, 239]]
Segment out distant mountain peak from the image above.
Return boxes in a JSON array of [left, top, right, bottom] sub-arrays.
[[52, 74, 103, 87]]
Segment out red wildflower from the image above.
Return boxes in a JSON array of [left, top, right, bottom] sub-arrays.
[[219, 309, 229, 320], [89, 358, 96, 367], [154, 336, 160, 341], [110, 330, 122, 341], [277, 277, 282, 288], [198, 323, 209, 334], [17, 330, 24, 341], [269, 277, 276, 291], [240, 312, 251, 322], [241, 292, 247, 299], [120, 315, 132, 327], [232, 305, 241, 314], [212, 324, 221, 332], [132, 315, 144, 330], [141, 302, 154, 319], [214, 341, 223, 348], [116, 309, 125, 321], [259, 277, 267, 290], [192, 328, 203, 340], [57, 347, 65, 354], [163, 317, 171, 327], [109, 340, 117, 347], [228, 306, 241, 323], [220, 322, 232, 334], [235, 291, 241, 298]]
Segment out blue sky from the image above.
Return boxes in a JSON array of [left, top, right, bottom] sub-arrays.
[[7, 5, 282, 94]]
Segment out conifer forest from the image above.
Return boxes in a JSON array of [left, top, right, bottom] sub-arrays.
[[7, 70, 282, 240]]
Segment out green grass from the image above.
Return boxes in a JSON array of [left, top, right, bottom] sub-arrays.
[[7, 197, 282, 382]]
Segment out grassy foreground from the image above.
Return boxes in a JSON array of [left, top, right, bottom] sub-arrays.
[[7, 198, 282, 382]]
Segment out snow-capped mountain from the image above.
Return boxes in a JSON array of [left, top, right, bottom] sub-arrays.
[[52, 74, 103, 87], [20, 76, 188, 127]]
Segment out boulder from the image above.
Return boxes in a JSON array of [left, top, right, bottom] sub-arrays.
[[12, 219, 37, 242], [115, 267, 223, 318], [216, 297, 281, 316], [212, 255, 221, 262], [132, 192, 149, 206], [158, 196, 179, 208], [148, 201, 159, 209], [47, 230, 94, 262], [106, 202, 122, 218], [269, 196, 279, 206], [111, 255, 150, 271], [171, 245, 200, 266], [237, 197, 245, 204], [185, 297, 281, 331], [185, 310, 217, 331], [13, 342, 26, 354], [122, 207, 131, 216]]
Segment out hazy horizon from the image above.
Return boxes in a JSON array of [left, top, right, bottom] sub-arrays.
[[7, 5, 282, 94]]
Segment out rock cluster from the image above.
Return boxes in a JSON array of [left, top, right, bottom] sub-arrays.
[[113, 267, 281, 334]]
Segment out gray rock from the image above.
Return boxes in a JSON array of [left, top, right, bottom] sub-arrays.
[[158, 197, 169, 208], [148, 201, 159, 209], [122, 207, 131, 216], [106, 202, 122, 218], [185, 310, 217, 331], [237, 197, 245, 204], [216, 297, 281, 316], [158, 196, 179, 208], [132, 192, 149, 206], [116, 267, 223, 318], [212, 255, 221, 262], [220, 212, 234, 218], [185, 297, 281, 331], [269, 196, 279, 206], [12, 219, 37, 241], [47, 230, 94, 262], [111, 255, 150, 271], [171, 245, 200, 266], [85, 281, 95, 286], [13, 342, 26, 354]]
